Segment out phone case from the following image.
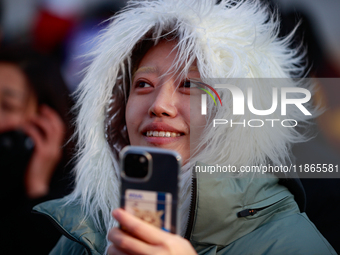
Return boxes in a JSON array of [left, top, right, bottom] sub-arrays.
[[120, 146, 181, 234]]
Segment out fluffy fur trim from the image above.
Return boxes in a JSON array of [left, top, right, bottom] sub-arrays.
[[66, 0, 313, 252]]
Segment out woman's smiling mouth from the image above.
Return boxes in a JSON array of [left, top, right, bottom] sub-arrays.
[[141, 123, 186, 145], [145, 131, 182, 137]]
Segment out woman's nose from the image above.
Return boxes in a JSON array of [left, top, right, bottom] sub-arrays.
[[148, 82, 178, 118]]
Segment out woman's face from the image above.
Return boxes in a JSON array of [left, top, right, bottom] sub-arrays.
[[0, 63, 37, 132], [126, 40, 206, 163]]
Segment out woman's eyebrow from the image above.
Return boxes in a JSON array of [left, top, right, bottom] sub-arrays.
[[132, 66, 158, 81], [132, 66, 198, 82]]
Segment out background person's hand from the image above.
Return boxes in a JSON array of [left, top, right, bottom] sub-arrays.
[[108, 208, 197, 255], [23, 105, 65, 198]]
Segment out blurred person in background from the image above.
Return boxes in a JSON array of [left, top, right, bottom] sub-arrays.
[[0, 45, 75, 254]]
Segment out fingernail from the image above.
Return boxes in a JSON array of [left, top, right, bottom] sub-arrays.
[[112, 209, 119, 219]]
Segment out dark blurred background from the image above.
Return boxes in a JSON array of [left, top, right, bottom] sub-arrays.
[[0, 0, 128, 91]]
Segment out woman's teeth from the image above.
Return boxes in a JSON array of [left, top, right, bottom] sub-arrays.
[[146, 131, 181, 137]]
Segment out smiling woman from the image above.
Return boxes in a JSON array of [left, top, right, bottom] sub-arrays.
[[32, 0, 336, 254]]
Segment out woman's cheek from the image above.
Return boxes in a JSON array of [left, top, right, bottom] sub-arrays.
[[125, 95, 145, 145]]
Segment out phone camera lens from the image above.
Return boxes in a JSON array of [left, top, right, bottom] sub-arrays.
[[124, 154, 149, 178]]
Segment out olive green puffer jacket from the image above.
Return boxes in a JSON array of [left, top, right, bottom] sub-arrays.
[[33, 168, 336, 255]]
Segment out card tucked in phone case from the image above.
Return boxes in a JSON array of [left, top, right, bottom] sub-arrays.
[[125, 189, 172, 231]]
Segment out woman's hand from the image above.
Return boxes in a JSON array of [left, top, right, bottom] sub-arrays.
[[108, 208, 197, 255], [23, 105, 65, 198]]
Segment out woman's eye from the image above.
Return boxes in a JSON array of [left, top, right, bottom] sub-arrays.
[[137, 81, 152, 88], [182, 80, 191, 88]]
